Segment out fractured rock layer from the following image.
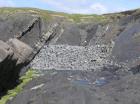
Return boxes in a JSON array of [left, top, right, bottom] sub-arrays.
[[1, 8, 140, 104], [0, 39, 33, 94]]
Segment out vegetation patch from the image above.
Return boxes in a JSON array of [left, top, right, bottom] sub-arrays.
[[0, 69, 38, 104], [0, 7, 110, 23]]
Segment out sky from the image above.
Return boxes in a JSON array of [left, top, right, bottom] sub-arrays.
[[0, 0, 140, 14]]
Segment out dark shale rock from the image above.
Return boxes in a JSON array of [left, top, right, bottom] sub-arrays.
[[7, 38, 33, 65], [7, 68, 139, 104], [0, 39, 34, 95], [0, 13, 35, 41], [0, 13, 54, 95], [0, 8, 140, 104], [0, 40, 14, 62]]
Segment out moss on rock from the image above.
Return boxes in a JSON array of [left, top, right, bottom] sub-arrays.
[[0, 69, 38, 104]]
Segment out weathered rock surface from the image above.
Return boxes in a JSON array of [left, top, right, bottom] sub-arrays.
[[8, 66, 140, 104], [0, 39, 34, 95], [111, 11, 140, 66], [0, 12, 57, 95], [0, 8, 140, 104], [0, 40, 13, 63], [8, 38, 33, 64]]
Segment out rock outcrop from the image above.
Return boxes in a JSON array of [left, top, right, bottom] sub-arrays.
[[0, 8, 140, 104], [0, 12, 55, 95], [0, 39, 33, 94], [7, 67, 137, 104]]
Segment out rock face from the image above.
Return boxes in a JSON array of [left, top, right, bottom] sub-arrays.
[[8, 39, 33, 64], [0, 39, 33, 95], [0, 13, 56, 95], [1, 8, 140, 104]]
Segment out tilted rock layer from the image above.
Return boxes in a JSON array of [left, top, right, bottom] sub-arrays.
[[0, 8, 140, 104]]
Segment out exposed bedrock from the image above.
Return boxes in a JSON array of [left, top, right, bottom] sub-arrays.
[[0, 13, 60, 95], [46, 11, 140, 68], [1, 8, 140, 104], [0, 39, 33, 95], [7, 67, 139, 104]]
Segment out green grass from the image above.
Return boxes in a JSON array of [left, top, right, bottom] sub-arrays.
[[67, 14, 107, 23], [0, 69, 38, 104], [0, 7, 109, 23], [0, 7, 52, 20], [1, 7, 139, 23]]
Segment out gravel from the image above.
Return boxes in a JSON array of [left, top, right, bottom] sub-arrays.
[[30, 44, 114, 71]]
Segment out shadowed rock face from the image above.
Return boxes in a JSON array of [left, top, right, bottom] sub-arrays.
[[0, 13, 52, 95], [110, 12, 140, 65], [0, 39, 33, 95], [0, 8, 140, 104], [112, 23, 140, 64], [0, 13, 35, 41]]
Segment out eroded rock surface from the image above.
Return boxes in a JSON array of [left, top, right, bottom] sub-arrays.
[[0, 8, 140, 104], [0, 39, 33, 95], [8, 67, 139, 104], [0, 13, 57, 95]]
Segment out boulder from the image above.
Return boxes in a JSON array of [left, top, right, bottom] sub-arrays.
[[0, 40, 14, 62], [0, 39, 34, 95], [7, 38, 33, 65]]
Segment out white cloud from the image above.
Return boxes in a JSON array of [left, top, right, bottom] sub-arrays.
[[41, 0, 108, 14], [0, 0, 15, 7], [116, 7, 128, 12], [90, 3, 108, 14]]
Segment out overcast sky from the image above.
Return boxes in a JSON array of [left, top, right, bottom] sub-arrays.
[[0, 0, 140, 14]]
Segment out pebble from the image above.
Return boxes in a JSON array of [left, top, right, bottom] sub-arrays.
[[30, 45, 112, 71]]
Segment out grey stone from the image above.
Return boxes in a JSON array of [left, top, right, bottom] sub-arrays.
[[0, 40, 13, 62], [30, 45, 113, 71], [7, 68, 137, 104], [8, 38, 33, 64], [1, 8, 140, 104]]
